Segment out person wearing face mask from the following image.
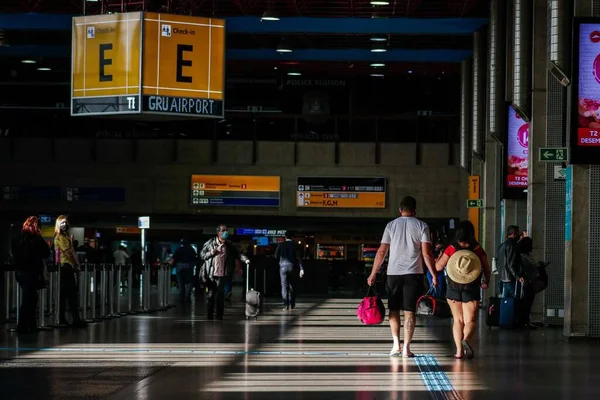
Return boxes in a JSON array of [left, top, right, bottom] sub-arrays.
[[54, 215, 87, 328], [200, 224, 250, 320]]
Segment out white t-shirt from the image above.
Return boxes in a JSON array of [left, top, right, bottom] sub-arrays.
[[113, 249, 129, 265], [381, 216, 431, 275]]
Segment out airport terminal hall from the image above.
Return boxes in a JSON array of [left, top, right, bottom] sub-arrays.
[[3, 0, 600, 399]]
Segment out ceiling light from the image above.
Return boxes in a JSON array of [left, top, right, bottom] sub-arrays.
[[261, 10, 280, 21], [370, 63, 385, 67], [370, 1, 390, 5], [370, 73, 384, 77], [408, 70, 413, 74], [287, 72, 301, 76], [37, 67, 51, 71], [371, 46, 387, 53], [21, 59, 36, 64], [277, 38, 292, 53], [370, 36, 387, 42]]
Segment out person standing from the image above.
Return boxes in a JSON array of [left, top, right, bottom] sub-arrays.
[[498, 225, 525, 298], [171, 239, 197, 304], [275, 231, 305, 311], [11, 216, 50, 334], [367, 196, 438, 357], [517, 237, 539, 330], [54, 215, 86, 328], [200, 225, 249, 320]]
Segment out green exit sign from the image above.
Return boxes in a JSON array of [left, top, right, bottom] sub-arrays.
[[539, 147, 568, 162], [467, 199, 484, 208]]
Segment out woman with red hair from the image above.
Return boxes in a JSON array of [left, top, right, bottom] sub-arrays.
[[11, 216, 50, 334]]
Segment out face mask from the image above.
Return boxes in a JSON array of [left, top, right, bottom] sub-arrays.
[[219, 231, 229, 240]]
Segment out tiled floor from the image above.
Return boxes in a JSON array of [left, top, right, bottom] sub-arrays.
[[0, 293, 599, 399]]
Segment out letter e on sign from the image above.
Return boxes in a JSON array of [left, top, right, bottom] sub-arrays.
[[142, 13, 225, 102]]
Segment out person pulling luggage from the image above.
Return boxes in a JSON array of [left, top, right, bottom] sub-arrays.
[[200, 224, 249, 320], [274, 230, 305, 311]]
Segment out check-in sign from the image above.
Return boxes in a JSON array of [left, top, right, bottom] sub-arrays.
[[71, 12, 142, 116], [142, 13, 225, 118]]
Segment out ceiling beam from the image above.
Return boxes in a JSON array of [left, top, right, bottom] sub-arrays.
[[0, 44, 471, 62]]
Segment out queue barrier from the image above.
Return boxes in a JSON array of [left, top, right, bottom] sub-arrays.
[[2, 262, 175, 331]]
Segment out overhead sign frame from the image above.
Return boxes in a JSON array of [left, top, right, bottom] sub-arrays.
[[142, 13, 225, 119], [71, 12, 143, 117]]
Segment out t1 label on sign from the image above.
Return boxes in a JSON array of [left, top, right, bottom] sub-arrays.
[[539, 147, 569, 162], [467, 199, 484, 208]]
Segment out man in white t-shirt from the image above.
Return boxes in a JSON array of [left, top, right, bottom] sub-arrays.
[[367, 196, 437, 357], [113, 245, 130, 265]]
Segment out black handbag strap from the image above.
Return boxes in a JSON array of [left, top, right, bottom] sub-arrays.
[[366, 284, 379, 297]]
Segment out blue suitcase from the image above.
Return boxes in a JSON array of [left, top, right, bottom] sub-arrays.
[[499, 282, 523, 328]]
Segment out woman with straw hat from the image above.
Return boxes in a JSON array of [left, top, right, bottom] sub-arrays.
[[435, 221, 491, 360]]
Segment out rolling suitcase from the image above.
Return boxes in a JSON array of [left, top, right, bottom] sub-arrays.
[[245, 262, 262, 320], [499, 281, 523, 328]]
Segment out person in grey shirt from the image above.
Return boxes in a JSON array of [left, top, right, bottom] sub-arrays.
[[367, 196, 438, 357]]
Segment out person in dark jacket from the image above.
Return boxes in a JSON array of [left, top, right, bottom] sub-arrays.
[[11, 216, 50, 334], [518, 237, 540, 330], [498, 225, 525, 297], [275, 231, 305, 310], [170, 238, 197, 304], [200, 225, 249, 320]]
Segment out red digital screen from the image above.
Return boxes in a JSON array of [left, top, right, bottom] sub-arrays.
[[577, 25, 600, 146], [506, 106, 529, 188]]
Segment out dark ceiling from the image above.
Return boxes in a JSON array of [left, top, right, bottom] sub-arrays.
[[0, 0, 487, 78], [1, 0, 487, 17]]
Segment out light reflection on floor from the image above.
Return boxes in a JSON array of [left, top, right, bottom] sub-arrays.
[[0, 298, 485, 398]]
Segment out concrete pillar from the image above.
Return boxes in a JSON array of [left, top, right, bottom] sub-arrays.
[[564, 165, 589, 335], [563, 0, 600, 337], [460, 59, 473, 172], [526, 0, 548, 324], [483, 0, 506, 260]]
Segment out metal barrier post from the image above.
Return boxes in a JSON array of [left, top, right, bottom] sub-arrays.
[[3, 271, 11, 322], [263, 267, 267, 296], [90, 264, 97, 321], [157, 264, 164, 310], [138, 266, 147, 312], [145, 264, 153, 312], [127, 265, 136, 314], [116, 264, 126, 316], [11, 271, 17, 315], [99, 264, 109, 319], [50, 268, 65, 327], [38, 287, 52, 330], [164, 264, 172, 308], [108, 264, 118, 317]]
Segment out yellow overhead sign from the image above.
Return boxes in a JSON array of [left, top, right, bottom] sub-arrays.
[[71, 12, 224, 118]]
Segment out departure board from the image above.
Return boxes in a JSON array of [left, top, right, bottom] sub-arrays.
[[190, 175, 280, 207], [296, 177, 386, 208]]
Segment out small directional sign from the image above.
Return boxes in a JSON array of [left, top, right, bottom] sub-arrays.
[[539, 147, 568, 162], [467, 199, 484, 208], [554, 165, 567, 180]]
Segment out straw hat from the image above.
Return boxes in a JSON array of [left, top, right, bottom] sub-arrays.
[[446, 250, 481, 284]]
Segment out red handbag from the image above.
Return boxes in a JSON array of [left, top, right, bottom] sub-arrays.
[[357, 286, 386, 325]]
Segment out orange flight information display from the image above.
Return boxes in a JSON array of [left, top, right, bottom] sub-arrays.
[[296, 177, 386, 208], [191, 175, 280, 207], [71, 12, 143, 116]]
